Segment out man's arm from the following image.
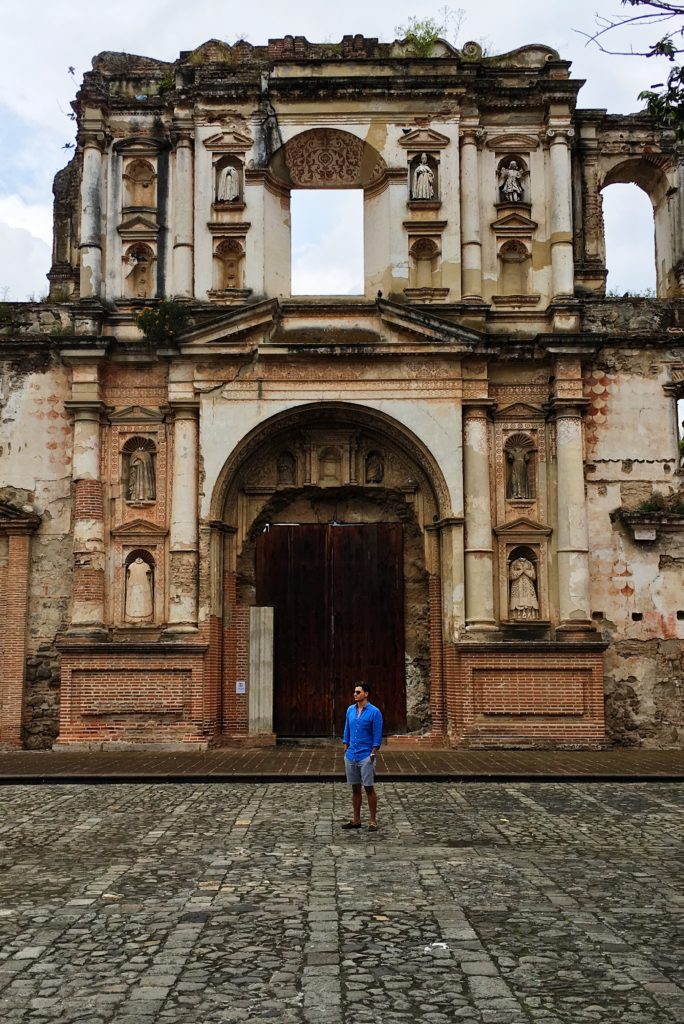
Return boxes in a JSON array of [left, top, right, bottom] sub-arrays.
[[343, 709, 350, 748], [370, 707, 383, 758]]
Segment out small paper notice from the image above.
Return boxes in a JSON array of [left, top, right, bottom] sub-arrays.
[[236, 679, 246, 694]]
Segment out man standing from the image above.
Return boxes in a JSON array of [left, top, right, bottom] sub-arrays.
[[342, 682, 383, 832]]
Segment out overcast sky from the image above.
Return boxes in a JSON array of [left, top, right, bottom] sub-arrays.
[[0, 0, 675, 300]]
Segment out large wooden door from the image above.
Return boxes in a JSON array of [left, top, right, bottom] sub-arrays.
[[255, 523, 406, 737]]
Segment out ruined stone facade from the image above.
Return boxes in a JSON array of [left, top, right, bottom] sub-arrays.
[[1, 35, 683, 750]]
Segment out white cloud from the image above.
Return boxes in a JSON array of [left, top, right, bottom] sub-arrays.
[[0, 196, 53, 246], [0, 223, 51, 301]]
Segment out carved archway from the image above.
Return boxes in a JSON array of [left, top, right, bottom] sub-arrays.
[[211, 403, 451, 741]]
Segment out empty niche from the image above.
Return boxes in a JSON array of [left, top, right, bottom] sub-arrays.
[[122, 436, 157, 504], [213, 239, 245, 291], [319, 446, 342, 484], [124, 549, 155, 623], [276, 451, 297, 486], [365, 451, 384, 484], [409, 237, 439, 289], [498, 240, 531, 296], [123, 158, 156, 209]]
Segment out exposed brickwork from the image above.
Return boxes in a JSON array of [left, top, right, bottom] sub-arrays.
[[0, 531, 34, 748], [57, 647, 208, 746], [72, 566, 105, 603], [73, 478, 104, 520], [454, 644, 606, 748]]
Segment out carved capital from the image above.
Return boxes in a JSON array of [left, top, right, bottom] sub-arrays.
[[459, 127, 485, 148], [545, 127, 576, 147]]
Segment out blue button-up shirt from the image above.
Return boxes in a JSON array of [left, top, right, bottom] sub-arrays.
[[343, 702, 383, 760]]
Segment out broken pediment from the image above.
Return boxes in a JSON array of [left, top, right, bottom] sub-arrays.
[[495, 401, 546, 420], [108, 405, 166, 423], [111, 518, 169, 538], [117, 214, 159, 239], [177, 298, 279, 352], [491, 210, 538, 233], [398, 128, 451, 151], [486, 133, 541, 152], [203, 129, 253, 153], [377, 298, 482, 348], [113, 136, 170, 155], [0, 501, 41, 532], [494, 516, 552, 537]]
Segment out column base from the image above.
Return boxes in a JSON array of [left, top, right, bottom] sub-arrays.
[[556, 621, 602, 642], [163, 623, 199, 636]]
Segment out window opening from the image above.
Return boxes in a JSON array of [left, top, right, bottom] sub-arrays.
[[602, 183, 655, 296], [290, 189, 364, 296]]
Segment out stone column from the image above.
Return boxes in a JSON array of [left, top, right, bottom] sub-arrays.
[[0, 513, 40, 748], [459, 128, 483, 300], [553, 400, 593, 636], [463, 403, 497, 632], [438, 517, 465, 642], [546, 128, 575, 300], [173, 125, 194, 298], [79, 133, 105, 299], [168, 402, 199, 630], [248, 606, 274, 736], [68, 403, 106, 630]]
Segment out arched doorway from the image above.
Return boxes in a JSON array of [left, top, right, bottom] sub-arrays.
[[212, 403, 448, 741]]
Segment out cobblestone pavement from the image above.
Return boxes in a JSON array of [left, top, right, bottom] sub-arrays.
[[0, 782, 682, 1024]]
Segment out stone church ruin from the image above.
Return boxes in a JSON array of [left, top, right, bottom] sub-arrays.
[[1, 33, 683, 750]]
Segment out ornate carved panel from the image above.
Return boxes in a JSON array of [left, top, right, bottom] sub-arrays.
[[282, 129, 386, 188]]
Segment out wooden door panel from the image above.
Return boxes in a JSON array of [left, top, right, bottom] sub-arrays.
[[255, 522, 406, 737], [331, 524, 406, 735], [256, 525, 331, 735]]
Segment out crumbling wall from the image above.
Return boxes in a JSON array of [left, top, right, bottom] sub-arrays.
[[585, 340, 684, 747], [0, 339, 72, 748]]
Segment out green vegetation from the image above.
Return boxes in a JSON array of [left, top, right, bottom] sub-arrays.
[[136, 301, 191, 344], [396, 7, 464, 56]]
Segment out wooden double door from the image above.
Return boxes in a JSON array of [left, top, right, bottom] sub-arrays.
[[255, 523, 406, 737]]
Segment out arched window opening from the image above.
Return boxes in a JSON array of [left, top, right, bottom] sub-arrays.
[[291, 190, 364, 296], [601, 182, 656, 297]]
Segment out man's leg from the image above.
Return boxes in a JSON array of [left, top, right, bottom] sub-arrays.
[[352, 783, 362, 823], [365, 785, 377, 825]]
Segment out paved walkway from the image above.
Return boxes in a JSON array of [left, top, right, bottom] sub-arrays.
[[0, 780, 682, 1023], [0, 747, 682, 782]]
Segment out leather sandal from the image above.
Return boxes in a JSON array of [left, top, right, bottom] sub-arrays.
[[341, 821, 362, 829]]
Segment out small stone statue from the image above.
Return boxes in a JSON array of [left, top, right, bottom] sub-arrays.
[[509, 557, 539, 620], [277, 452, 296, 485], [127, 448, 156, 503], [365, 453, 384, 484], [506, 446, 533, 499], [125, 557, 154, 621], [412, 153, 434, 200], [216, 164, 240, 202], [499, 159, 524, 203]]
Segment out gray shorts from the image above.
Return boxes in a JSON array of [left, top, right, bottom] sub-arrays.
[[345, 756, 376, 787]]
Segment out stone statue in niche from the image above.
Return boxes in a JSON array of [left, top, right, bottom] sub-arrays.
[[498, 159, 525, 203], [506, 445, 533, 499], [277, 452, 296, 485], [127, 447, 156, 503], [365, 453, 384, 484], [216, 163, 240, 202], [508, 557, 539, 620], [125, 557, 154, 622], [412, 153, 435, 200]]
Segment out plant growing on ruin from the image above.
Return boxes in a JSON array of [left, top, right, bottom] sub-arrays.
[[136, 300, 191, 344], [396, 7, 465, 56]]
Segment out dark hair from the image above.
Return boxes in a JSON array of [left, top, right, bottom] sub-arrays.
[[354, 681, 370, 695]]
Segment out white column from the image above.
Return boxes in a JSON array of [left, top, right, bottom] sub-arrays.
[[439, 518, 465, 642], [69, 404, 106, 629], [554, 401, 593, 634], [79, 137, 104, 299], [459, 128, 483, 300], [463, 403, 497, 631], [173, 130, 194, 298], [547, 128, 575, 300], [248, 606, 274, 735], [168, 403, 199, 629]]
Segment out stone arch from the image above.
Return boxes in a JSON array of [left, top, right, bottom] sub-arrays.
[[209, 402, 455, 740], [269, 127, 387, 191], [598, 155, 679, 297], [210, 402, 450, 524]]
